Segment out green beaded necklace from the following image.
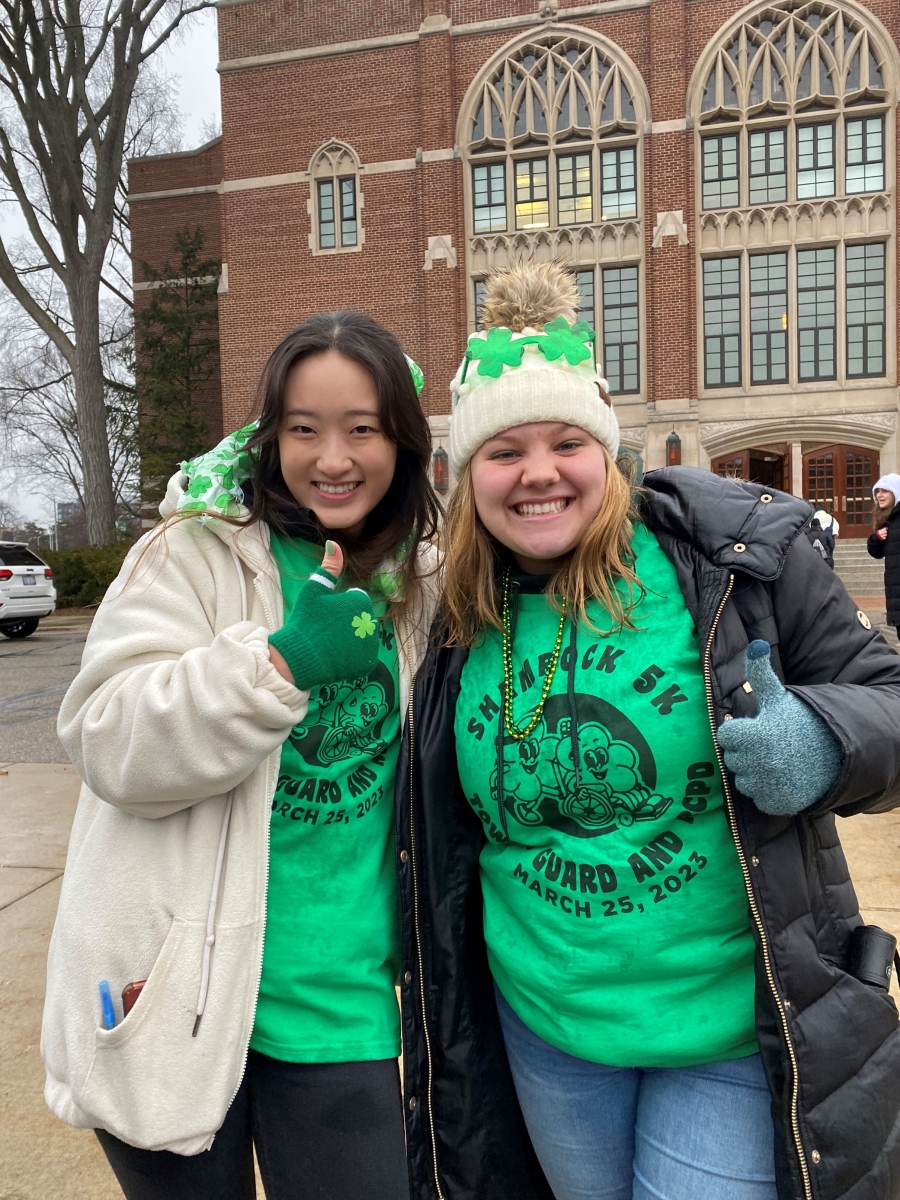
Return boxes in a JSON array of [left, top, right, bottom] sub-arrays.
[[501, 569, 568, 742]]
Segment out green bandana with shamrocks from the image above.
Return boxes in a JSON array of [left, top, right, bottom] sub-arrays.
[[460, 318, 597, 385], [175, 354, 425, 520], [177, 421, 258, 518]]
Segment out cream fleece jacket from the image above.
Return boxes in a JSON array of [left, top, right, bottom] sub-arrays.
[[41, 473, 440, 1155]]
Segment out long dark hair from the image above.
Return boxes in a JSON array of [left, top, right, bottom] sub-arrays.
[[243, 311, 440, 612]]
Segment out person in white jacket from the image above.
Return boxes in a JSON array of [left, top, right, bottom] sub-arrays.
[[43, 312, 442, 1200]]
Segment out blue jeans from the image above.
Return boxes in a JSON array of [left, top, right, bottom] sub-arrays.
[[495, 988, 778, 1200]]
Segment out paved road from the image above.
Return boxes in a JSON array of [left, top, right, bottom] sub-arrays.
[[0, 622, 89, 764]]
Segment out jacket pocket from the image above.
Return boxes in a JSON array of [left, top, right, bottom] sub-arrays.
[[78, 917, 259, 1152]]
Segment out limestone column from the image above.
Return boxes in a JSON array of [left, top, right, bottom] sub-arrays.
[[791, 442, 803, 497]]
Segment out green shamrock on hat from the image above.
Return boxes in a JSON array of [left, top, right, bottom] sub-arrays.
[[538, 318, 595, 365], [467, 327, 537, 378]]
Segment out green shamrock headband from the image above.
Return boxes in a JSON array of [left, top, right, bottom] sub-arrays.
[[459, 318, 597, 386], [176, 354, 425, 518]]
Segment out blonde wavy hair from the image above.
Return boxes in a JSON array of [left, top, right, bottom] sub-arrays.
[[442, 448, 643, 646]]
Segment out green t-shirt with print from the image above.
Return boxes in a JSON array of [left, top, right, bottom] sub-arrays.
[[455, 523, 757, 1069], [250, 533, 401, 1063]]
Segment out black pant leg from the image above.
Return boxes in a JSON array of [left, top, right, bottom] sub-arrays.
[[249, 1051, 410, 1200], [95, 1070, 255, 1200]]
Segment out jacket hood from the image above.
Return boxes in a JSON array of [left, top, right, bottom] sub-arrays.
[[641, 467, 812, 581]]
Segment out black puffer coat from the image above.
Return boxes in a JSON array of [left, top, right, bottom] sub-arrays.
[[867, 503, 900, 626], [396, 469, 900, 1200]]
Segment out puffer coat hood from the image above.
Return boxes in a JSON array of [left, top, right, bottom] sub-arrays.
[[397, 468, 900, 1200]]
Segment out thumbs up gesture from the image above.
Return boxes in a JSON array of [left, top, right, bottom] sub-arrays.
[[716, 640, 843, 816], [268, 541, 380, 691]]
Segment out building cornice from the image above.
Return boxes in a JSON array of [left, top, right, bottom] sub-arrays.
[[127, 149, 461, 202], [127, 136, 222, 165], [127, 183, 222, 203], [451, 0, 649, 38], [218, 30, 419, 72], [216, 1, 651, 72]]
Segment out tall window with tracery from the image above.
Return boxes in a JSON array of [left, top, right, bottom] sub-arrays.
[[693, 2, 894, 392], [307, 141, 364, 255], [463, 35, 646, 395]]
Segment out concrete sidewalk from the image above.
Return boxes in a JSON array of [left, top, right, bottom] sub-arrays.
[[2, 762, 900, 1199], [0, 762, 121, 1200]]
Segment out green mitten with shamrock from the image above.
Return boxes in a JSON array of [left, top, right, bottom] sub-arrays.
[[269, 542, 379, 691]]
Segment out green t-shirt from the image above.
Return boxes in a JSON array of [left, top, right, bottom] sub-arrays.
[[250, 533, 401, 1063], [456, 524, 757, 1069]]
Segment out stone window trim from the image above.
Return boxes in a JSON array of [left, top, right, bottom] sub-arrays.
[[698, 238, 893, 395], [306, 139, 365, 256], [458, 26, 649, 399], [700, 113, 892, 211], [572, 266, 642, 395], [689, 0, 898, 399], [473, 260, 644, 398]]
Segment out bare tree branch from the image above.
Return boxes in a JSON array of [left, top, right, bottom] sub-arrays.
[[0, 0, 209, 542]]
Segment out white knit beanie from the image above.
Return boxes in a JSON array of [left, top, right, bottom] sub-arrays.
[[449, 264, 619, 474], [873, 473, 900, 507]]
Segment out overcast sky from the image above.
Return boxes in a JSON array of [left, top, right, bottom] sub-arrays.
[[2, 11, 222, 524], [159, 9, 222, 149]]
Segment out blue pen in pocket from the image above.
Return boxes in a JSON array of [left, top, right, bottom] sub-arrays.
[[98, 980, 116, 1030]]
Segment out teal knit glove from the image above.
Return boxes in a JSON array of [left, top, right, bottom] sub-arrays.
[[716, 640, 843, 816], [269, 549, 379, 691]]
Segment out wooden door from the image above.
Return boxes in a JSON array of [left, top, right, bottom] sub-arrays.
[[711, 450, 749, 480], [710, 448, 788, 491], [802, 444, 878, 537]]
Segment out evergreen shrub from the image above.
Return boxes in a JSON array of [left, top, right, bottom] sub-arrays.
[[43, 544, 132, 608]]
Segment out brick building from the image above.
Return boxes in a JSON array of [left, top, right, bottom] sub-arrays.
[[128, 0, 900, 535]]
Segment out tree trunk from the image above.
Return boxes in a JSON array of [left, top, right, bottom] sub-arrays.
[[71, 273, 116, 544]]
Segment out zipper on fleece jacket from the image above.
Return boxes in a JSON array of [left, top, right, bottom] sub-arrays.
[[703, 574, 812, 1200], [220, 573, 281, 1119], [406, 681, 446, 1200]]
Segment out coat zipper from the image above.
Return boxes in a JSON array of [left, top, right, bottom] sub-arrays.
[[703, 575, 812, 1200], [406, 683, 446, 1200], [222, 575, 279, 1114]]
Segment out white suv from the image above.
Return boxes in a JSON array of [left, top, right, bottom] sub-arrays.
[[0, 542, 57, 639]]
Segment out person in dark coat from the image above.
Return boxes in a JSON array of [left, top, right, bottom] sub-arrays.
[[805, 517, 834, 568], [868, 473, 900, 638], [395, 266, 900, 1200]]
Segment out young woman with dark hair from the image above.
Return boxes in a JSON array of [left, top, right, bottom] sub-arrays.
[[42, 311, 440, 1200]]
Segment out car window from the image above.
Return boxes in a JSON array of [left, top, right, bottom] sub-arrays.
[[0, 547, 45, 566]]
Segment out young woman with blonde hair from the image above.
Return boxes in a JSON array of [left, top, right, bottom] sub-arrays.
[[397, 264, 900, 1200]]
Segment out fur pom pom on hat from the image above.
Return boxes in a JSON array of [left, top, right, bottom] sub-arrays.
[[449, 262, 619, 474]]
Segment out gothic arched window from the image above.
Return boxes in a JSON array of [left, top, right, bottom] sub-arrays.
[[460, 33, 648, 396], [307, 140, 364, 256], [691, 2, 895, 392]]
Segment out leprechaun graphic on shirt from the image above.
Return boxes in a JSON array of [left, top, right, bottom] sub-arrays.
[[456, 524, 758, 1069], [251, 533, 402, 1065]]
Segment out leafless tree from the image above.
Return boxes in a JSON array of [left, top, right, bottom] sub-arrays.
[[0, 288, 140, 514], [0, 496, 24, 536], [0, 0, 212, 543]]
